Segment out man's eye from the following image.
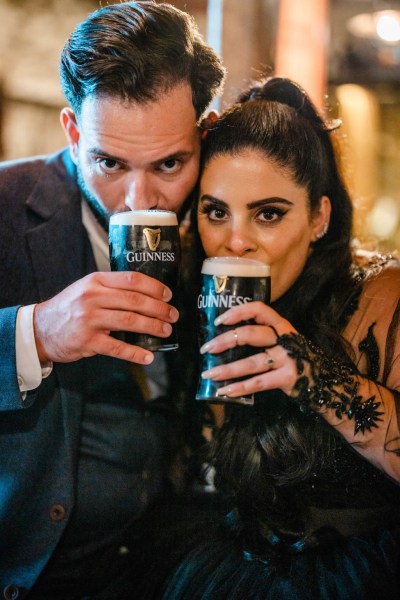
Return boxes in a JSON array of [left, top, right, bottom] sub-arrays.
[[95, 158, 121, 173], [159, 159, 181, 173]]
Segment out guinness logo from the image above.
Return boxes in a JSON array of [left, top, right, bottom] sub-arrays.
[[213, 275, 229, 293], [143, 227, 161, 251]]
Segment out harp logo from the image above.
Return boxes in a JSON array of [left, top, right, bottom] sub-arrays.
[[144, 227, 161, 251], [126, 226, 175, 263], [213, 275, 229, 294]]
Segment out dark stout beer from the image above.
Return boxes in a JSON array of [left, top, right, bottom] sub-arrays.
[[109, 210, 180, 351], [196, 257, 270, 404]]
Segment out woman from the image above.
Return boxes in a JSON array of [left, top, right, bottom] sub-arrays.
[[163, 77, 400, 599]]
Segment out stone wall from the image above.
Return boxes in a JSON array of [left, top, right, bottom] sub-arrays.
[[0, 0, 98, 159]]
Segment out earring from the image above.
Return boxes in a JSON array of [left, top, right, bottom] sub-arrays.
[[316, 223, 329, 240]]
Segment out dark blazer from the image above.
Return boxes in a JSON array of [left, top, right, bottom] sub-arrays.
[[0, 149, 174, 593]]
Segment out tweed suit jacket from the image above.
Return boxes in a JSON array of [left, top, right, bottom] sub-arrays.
[[0, 149, 174, 594]]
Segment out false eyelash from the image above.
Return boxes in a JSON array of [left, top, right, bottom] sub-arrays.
[[198, 202, 228, 217], [255, 207, 287, 220]]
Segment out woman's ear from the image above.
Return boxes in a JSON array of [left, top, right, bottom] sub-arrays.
[[60, 107, 80, 164], [311, 195, 331, 241]]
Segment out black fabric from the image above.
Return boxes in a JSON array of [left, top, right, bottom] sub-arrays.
[[28, 493, 228, 600], [124, 320, 400, 600], [161, 523, 400, 600]]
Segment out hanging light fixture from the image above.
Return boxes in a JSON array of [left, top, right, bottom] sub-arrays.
[[347, 7, 400, 43], [375, 10, 400, 41]]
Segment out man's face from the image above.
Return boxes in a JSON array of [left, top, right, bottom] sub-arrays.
[[61, 83, 200, 224]]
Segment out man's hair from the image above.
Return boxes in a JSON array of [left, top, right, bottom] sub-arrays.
[[60, 1, 225, 118]]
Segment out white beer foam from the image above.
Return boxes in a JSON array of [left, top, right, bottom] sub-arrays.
[[202, 257, 270, 277], [110, 210, 178, 226]]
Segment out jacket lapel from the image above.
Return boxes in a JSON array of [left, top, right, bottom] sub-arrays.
[[24, 150, 96, 463], [25, 151, 95, 300]]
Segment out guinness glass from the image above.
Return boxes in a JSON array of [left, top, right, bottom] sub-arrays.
[[196, 257, 270, 405], [109, 210, 180, 351]]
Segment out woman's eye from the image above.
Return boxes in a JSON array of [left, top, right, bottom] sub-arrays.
[[205, 206, 227, 220], [198, 203, 228, 221], [257, 207, 285, 222], [212, 208, 227, 219]]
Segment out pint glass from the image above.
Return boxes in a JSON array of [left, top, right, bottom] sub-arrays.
[[109, 210, 180, 351], [196, 257, 270, 405]]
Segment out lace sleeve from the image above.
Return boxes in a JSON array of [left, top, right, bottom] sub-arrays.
[[276, 264, 400, 482]]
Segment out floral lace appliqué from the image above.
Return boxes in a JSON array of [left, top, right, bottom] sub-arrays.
[[273, 332, 384, 435]]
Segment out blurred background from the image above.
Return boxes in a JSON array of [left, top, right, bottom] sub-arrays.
[[0, 0, 399, 251]]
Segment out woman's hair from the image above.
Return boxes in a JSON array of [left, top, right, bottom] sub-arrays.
[[189, 77, 357, 346], [60, 1, 225, 118], [181, 77, 372, 543]]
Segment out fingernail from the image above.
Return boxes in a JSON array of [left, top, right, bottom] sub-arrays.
[[215, 313, 228, 326], [201, 367, 221, 379], [169, 307, 179, 321], [162, 323, 172, 334], [200, 341, 215, 355], [143, 354, 153, 364], [216, 387, 232, 397], [163, 288, 172, 301]]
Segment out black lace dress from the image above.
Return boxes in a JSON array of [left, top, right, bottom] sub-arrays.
[[160, 442, 400, 600], [156, 267, 400, 600]]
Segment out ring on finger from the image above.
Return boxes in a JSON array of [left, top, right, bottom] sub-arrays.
[[232, 329, 239, 346], [264, 349, 275, 366]]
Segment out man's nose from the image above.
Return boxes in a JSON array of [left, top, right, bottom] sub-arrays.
[[124, 174, 158, 211]]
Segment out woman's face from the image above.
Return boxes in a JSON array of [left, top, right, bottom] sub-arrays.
[[197, 149, 330, 302]]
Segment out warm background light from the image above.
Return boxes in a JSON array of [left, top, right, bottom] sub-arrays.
[[347, 9, 400, 43], [376, 12, 400, 43], [275, 0, 329, 110], [335, 83, 380, 242]]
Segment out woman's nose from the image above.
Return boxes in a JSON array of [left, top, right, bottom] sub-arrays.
[[225, 227, 257, 256]]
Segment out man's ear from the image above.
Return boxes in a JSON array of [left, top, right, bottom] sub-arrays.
[[60, 107, 80, 164], [311, 195, 332, 241]]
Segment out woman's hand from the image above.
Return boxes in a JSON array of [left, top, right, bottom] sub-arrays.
[[200, 301, 301, 398], [199, 303, 400, 483]]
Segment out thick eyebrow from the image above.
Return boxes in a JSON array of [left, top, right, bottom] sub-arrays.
[[87, 147, 128, 165], [247, 198, 293, 209], [200, 194, 294, 209], [199, 195, 229, 207], [150, 151, 193, 168], [87, 147, 193, 168]]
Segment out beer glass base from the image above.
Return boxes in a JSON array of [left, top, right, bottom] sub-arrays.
[[195, 393, 254, 406], [122, 332, 178, 352], [154, 343, 179, 352]]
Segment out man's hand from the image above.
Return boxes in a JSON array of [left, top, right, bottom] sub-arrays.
[[33, 272, 178, 365]]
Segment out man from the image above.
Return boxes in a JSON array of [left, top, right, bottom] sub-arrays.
[[0, 1, 225, 597]]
